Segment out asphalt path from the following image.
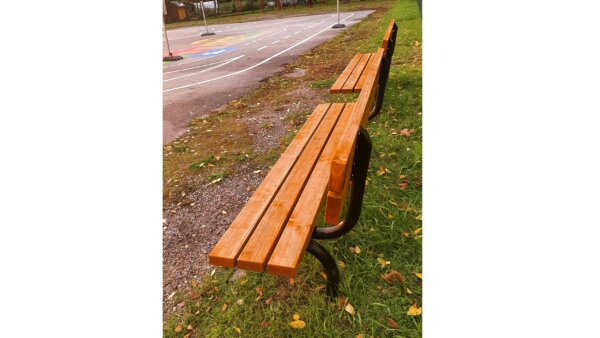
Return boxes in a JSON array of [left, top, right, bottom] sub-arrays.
[[163, 10, 374, 143]]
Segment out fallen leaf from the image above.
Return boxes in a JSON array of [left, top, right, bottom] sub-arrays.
[[175, 325, 182, 333], [253, 170, 262, 174], [398, 182, 408, 190], [356, 334, 365, 338], [338, 296, 348, 310], [184, 334, 190, 338], [255, 287, 263, 296], [415, 214, 422, 221], [381, 270, 406, 284], [187, 324, 193, 330], [210, 269, 216, 277], [399, 201, 409, 209], [221, 303, 228, 312], [402, 231, 410, 237], [177, 301, 185, 308], [400, 128, 415, 137], [413, 228, 422, 234], [406, 287, 413, 294], [349, 246, 361, 254], [234, 326, 241, 334], [345, 303, 356, 315], [215, 155, 221, 161], [258, 321, 270, 327], [338, 261, 346, 269], [415, 272, 423, 279], [293, 313, 301, 321], [399, 174, 407, 180], [376, 257, 391, 268], [236, 299, 244, 305], [288, 320, 306, 329], [320, 271, 328, 281], [265, 297, 272, 305], [407, 303, 422, 316], [386, 317, 401, 329], [376, 167, 387, 176]]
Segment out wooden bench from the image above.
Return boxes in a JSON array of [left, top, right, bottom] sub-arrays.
[[208, 33, 394, 298], [330, 19, 398, 120]]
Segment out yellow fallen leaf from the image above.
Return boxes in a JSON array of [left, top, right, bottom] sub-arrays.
[[399, 175, 406, 180], [407, 303, 422, 316], [288, 320, 306, 329], [338, 261, 346, 269], [376, 167, 386, 176], [415, 272, 422, 279], [236, 299, 244, 305], [376, 257, 391, 268], [221, 303, 228, 312], [406, 287, 413, 294], [320, 271, 328, 281], [174, 325, 182, 332], [345, 303, 356, 315], [234, 326, 241, 334], [402, 231, 410, 237], [415, 214, 422, 221], [186, 324, 193, 330], [293, 313, 301, 321], [413, 228, 422, 234], [356, 334, 365, 338], [349, 246, 361, 254]]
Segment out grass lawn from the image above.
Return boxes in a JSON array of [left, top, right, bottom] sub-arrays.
[[163, 0, 422, 336], [165, 0, 392, 29]]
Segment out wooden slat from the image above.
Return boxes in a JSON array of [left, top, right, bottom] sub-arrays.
[[267, 103, 354, 277], [381, 19, 396, 50], [236, 103, 345, 272], [341, 53, 371, 94], [208, 104, 331, 267], [329, 54, 363, 94], [354, 53, 378, 93], [324, 143, 353, 225], [329, 48, 385, 195]]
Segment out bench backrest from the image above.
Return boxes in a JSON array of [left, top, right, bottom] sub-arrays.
[[328, 47, 385, 212]]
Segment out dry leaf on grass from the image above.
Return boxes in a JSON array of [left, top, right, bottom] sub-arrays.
[[186, 324, 193, 330], [349, 246, 361, 254], [399, 128, 415, 136], [413, 228, 422, 234], [234, 327, 241, 334], [415, 272, 423, 279], [338, 296, 348, 310], [381, 270, 406, 284], [338, 261, 346, 269], [221, 303, 228, 312], [288, 320, 306, 329], [345, 303, 356, 315], [265, 297, 272, 305], [236, 299, 244, 305], [399, 182, 408, 190], [255, 287, 263, 296], [174, 325, 182, 333], [415, 214, 422, 221], [407, 303, 422, 316], [376, 257, 391, 268], [387, 317, 401, 329]]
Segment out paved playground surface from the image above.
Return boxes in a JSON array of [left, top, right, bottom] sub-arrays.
[[163, 10, 374, 143]]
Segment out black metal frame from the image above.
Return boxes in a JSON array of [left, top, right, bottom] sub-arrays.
[[308, 126, 372, 297], [369, 23, 398, 121]]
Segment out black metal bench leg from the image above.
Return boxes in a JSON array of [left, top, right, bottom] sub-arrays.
[[307, 239, 340, 298]]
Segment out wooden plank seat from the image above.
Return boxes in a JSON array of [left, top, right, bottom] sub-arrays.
[[330, 19, 398, 120], [208, 47, 387, 297]]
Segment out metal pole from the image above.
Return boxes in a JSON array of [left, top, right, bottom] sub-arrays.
[[332, 0, 344, 28], [200, 1, 215, 36], [163, 25, 183, 61]]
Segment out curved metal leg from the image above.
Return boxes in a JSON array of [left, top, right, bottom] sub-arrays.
[[313, 126, 372, 239], [307, 240, 339, 298]]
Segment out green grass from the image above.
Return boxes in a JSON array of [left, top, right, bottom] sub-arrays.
[[165, 0, 391, 29], [164, 0, 421, 336]]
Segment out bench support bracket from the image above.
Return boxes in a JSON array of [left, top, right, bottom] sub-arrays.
[[310, 126, 372, 298]]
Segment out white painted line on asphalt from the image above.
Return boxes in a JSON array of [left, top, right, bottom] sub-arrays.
[[257, 46, 268, 51], [164, 13, 355, 93], [163, 57, 237, 74], [283, 35, 291, 39], [254, 28, 287, 42], [163, 55, 245, 83], [271, 40, 280, 44], [163, 54, 220, 69], [293, 31, 300, 35]]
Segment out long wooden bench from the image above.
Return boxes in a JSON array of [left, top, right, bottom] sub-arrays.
[[330, 19, 398, 119], [208, 30, 394, 298]]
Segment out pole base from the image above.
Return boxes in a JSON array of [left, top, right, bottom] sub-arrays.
[[163, 55, 183, 62], [201, 32, 215, 36], [332, 23, 345, 29]]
